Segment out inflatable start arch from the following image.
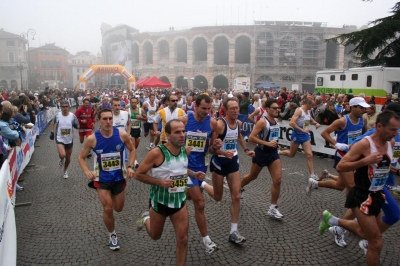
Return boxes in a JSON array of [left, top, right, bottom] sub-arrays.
[[78, 65, 136, 91]]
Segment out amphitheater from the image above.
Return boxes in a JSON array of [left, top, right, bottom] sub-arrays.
[[101, 21, 356, 91]]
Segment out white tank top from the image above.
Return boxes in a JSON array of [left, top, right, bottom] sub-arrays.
[[296, 107, 311, 130], [55, 112, 77, 144], [113, 110, 129, 132], [147, 102, 157, 123]]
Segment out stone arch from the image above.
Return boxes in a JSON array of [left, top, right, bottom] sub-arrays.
[[143, 41, 153, 65], [279, 35, 297, 66], [176, 76, 188, 89], [175, 38, 187, 63], [0, 80, 7, 89], [301, 34, 321, 41], [159, 76, 170, 84], [194, 75, 208, 90], [157, 39, 170, 64], [192, 36, 208, 62], [211, 33, 231, 42], [214, 36, 229, 65], [257, 75, 273, 82], [235, 35, 251, 64], [303, 36, 319, 66], [10, 80, 17, 89], [281, 75, 295, 81], [213, 75, 229, 90]]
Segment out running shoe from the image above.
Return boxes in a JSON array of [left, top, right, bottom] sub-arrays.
[[136, 211, 150, 231], [203, 239, 218, 254], [58, 158, 64, 168], [63, 171, 69, 179], [310, 173, 319, 181], [240, 188, 244, 199], [321, 169, 330, 180], [267, 206, 284, 219], [359, 239, 368, 255], [223, 177, 227, 184], [228, 230, 246, 244], [319, 210, 332, 235], [16, 184, 24, 191], [109, 233, 120, 250], [306, 178, 318, 195], [329, 226, 347, 247]]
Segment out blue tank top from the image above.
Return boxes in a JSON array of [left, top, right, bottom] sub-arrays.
[[93, 127, 126, 182], [185, 112, 212, 168], [336, 115, 364, 146], [102, 102, 111, 109]]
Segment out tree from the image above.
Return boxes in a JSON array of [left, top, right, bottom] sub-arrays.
[[330, 2, 400, 67]]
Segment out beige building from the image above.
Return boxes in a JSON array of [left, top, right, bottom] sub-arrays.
[[68, 51, 102, 89], [101, 22, 357, 92], [0, 29, 28, 90]]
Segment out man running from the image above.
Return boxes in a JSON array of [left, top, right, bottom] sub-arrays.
[[319, 111, 400, 266], [74, 98, 95, 157], [142, 94, 158, 150], [209, 97, 255, 244], [136, 119, 205, 266], [153, 94, 187, 144], [185, 94, 219, 254], [78, 108, 136, 251], [128, 96, 146, 167], [50, 100, 79, 179], [240, 99, 284, 218], [279, 98, 320, 180], [111, 97, 130, 133]]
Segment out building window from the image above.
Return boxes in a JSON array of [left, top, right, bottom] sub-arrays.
[[367, 75, 372, 87], [340, 74, 346, 81], [50, 71, 54, 79], [78, 60, 80, 63], [57, 71, 61, 79], [317, 77, 323, 86], [77, 69, 80, 73], [8, 52, 15, 63], [330, 75, 335, 81], [43, 71, 47, 78], [351, 74, 358, 80], [6, 40, 15, 46], [72, 60, 76, 64], [77, 75, 80, 80]]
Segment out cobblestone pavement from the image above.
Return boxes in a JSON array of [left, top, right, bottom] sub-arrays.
[[16, 113, 400, 265]]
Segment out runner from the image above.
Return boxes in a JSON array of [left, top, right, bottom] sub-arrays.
[[248, 98, 267, 123], [74, 98, 95, 158], [142, 94, 158, 150], [209, 97, 255, 244], [128, 96, 146, 167], [111, 97, 130, 133], [240, 99, 284, 219], [136, 119, 205, 266], [50, 100, 79, 179], [78, 108, 136, 251], [185, 94, 219, 254], [153, 94, 187, 144], [279, 98, 321, 180], [319, 110, 400, 266], [212, 93, 222, 119]]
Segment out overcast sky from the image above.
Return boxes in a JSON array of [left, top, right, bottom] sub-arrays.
[[2, 0, 398, 56]]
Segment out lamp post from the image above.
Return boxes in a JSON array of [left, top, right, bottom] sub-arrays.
[[20, 29, 36, 90], [16, 57, 24, 90]]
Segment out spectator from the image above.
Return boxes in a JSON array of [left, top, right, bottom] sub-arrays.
[[363, 104, 377, 130], [368, 95, 376, 104], [281, 102, 298, 120], [239, 92, 250, 115], [313, 96, 325, 123], [11, 98, 30, 125], [335, 94, 344, 114], [319, 100, 339, 125], [0, 105, 19, 148]]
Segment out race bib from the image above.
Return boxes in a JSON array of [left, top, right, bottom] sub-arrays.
[[149, 111, 156, 116], [186, 131, 207, 152], [303, 120, 310, 129], [269, 125, 280, 141], [131, 120, 140, 129], [169, 172, 188, 193], [369, 168, 389, 191], [101, 152, 121, 172], [223, 136, 237, 151], [348, 129, 362, 145], [60, 128, 71, 136], [392, 142, 400, 163]]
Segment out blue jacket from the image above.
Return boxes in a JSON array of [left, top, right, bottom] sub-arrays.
[[0, 119, 19, 146]]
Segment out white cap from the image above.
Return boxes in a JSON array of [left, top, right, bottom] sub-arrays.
[[349, 97, 370, 108], [228, 93, 234, 98]]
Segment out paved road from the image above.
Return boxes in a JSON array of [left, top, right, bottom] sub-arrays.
[[16, 114, 400, 265]]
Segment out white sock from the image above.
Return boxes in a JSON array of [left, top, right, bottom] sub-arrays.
[[230, 223, 238, 234], [328, 216, 339, 226], [270, 204, 276, 210], [143, 216, 150, 224], [202, 235, 211, 244], [135, 160, 138, 165], [200, 181, 206, 189], [109, 230, 116, 238]]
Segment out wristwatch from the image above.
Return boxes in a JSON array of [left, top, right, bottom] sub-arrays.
[[127, 165, 134, 169]]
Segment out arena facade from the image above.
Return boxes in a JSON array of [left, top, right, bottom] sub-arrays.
[[100, 21, 357, 92]]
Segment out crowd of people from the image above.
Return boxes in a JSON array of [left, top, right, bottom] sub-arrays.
[[2, 85, 400, 265]]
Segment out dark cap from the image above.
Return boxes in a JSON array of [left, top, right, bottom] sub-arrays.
[[386, 102, 400, 115], [242, 92, 250, 97]]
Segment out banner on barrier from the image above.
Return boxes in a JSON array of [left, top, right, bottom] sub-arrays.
[[238, 114, 336, 155], [36, 107, 59, 136]]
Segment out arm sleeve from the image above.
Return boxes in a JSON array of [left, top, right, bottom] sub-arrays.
[[15, 113, 31, 124], [0, 125, 19, 141]]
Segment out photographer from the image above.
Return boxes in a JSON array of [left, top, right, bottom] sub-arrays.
[[11, 98, 31, 125]]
